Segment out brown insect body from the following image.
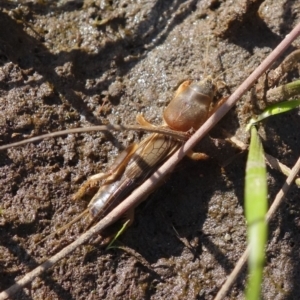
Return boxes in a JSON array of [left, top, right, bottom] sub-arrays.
[[84, 77, 217, 229], [163, 77, 216, 131]]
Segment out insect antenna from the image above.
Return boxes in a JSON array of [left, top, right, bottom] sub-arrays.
[[214, 62, 247, 83]]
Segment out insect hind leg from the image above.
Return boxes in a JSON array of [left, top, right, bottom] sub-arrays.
[[73, 143, 138, 201]]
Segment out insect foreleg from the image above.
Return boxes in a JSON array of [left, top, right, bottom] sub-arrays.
[[136, 114, 157, 128]]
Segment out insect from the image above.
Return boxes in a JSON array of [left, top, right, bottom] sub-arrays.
[[74, 77, 217, 230], [1, 76, 221, 242]]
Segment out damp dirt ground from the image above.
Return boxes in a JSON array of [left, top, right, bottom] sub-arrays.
[[0, 1, 300, 299]]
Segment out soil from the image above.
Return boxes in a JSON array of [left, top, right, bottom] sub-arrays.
[[0, 1, 300, 299]]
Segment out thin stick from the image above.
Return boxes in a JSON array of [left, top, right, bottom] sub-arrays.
[[214, 155, 300, 300], [266, 156, 300, 222], [1, 21, 300, 300], [265, 153, 300, 186], [0, 124, 188, 150]]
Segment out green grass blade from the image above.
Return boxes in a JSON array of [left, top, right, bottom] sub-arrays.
[[245, 126, 268, 300], [106, 220, 130, 250], [246, 99, 300, 130]]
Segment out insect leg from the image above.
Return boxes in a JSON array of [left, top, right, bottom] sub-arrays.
[[136, 114, 157, 128], [173, 80, 192, 98], [186, 150, 209, 160], [73, 143, 138, 201], [208, 96, 229, 117]]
